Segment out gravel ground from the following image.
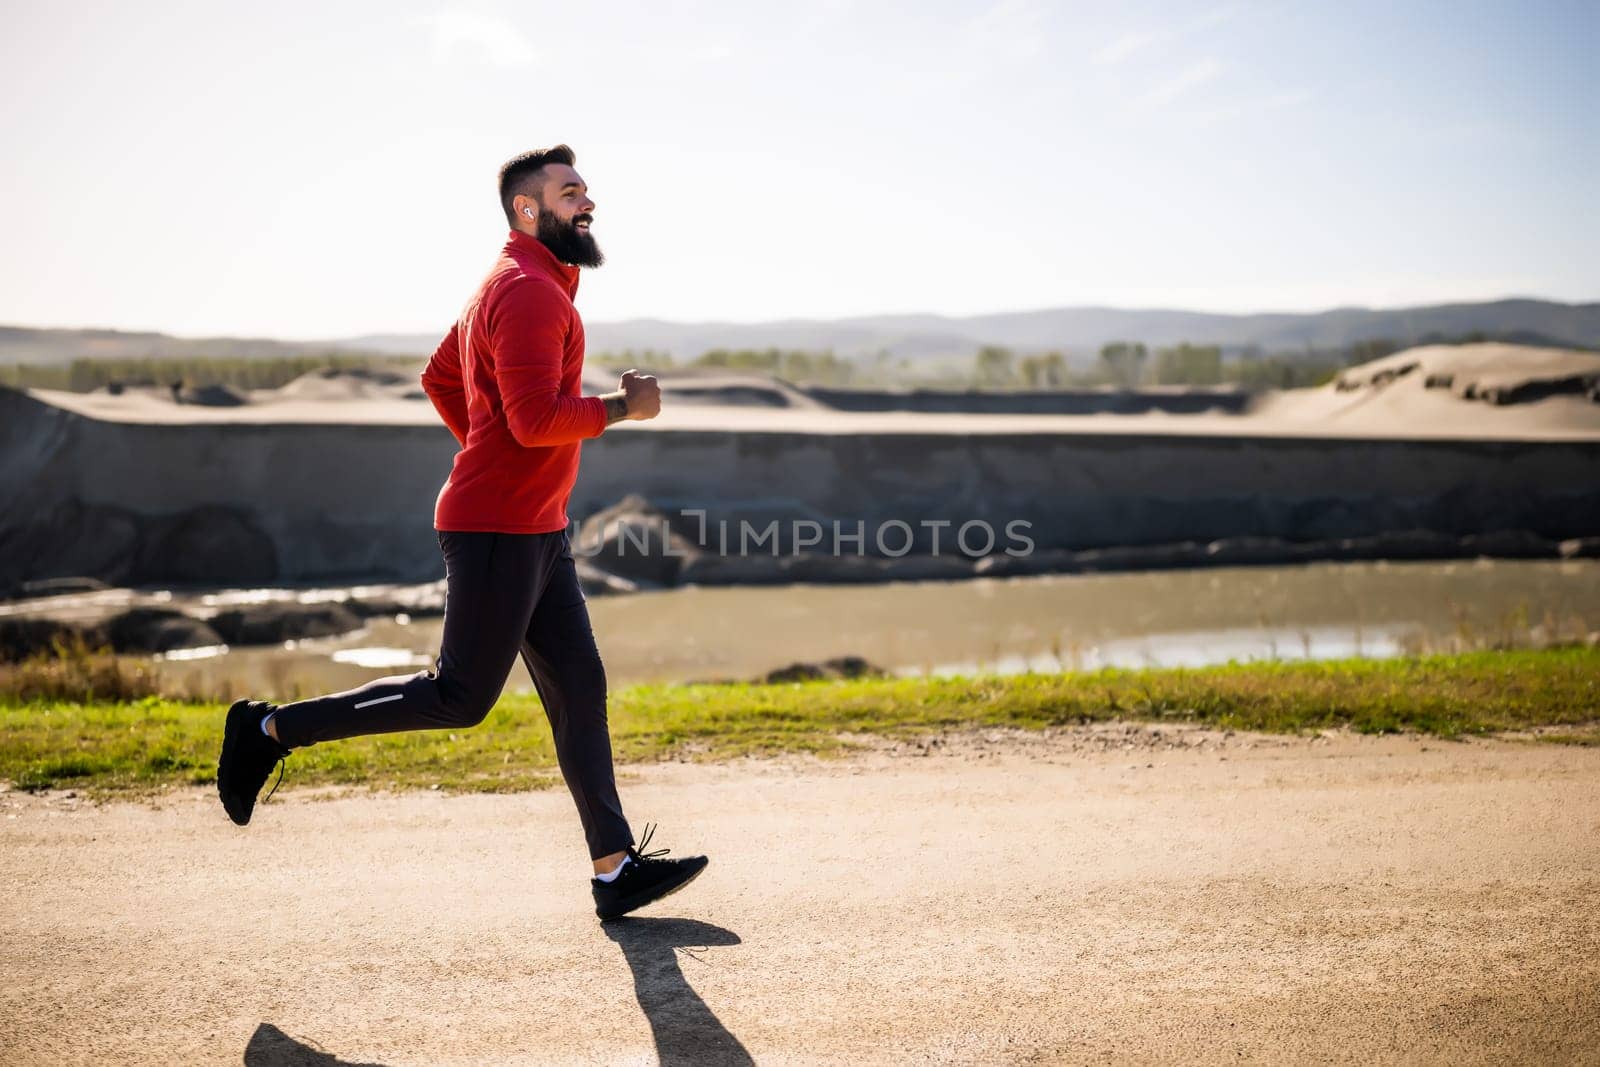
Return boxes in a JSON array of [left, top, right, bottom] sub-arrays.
[[2, 727, 1597, 1065]]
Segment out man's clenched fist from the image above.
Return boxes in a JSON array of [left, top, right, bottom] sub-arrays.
[[619, 369, 661, 421]]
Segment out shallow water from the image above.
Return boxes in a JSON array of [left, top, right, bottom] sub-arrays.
[[94, 558, 1598, 700]]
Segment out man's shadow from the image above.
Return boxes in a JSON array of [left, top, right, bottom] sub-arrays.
[[604, 917, 753, 1066], [242, 919, 750, 1067], [242, 1023, 388, 1066]]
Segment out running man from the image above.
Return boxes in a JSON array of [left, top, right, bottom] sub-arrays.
[[215, 145, 708, 921]]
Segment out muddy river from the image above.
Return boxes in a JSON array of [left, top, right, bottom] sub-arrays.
[[8, 559, 1590, 699]]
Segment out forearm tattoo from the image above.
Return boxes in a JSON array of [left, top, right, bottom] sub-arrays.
[[603, 392, 630, 425]]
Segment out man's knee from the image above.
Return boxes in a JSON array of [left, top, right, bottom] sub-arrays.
[[434, 674, 498, 729]]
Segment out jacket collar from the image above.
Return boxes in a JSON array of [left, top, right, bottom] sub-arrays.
[[505, 229, 580, 299]]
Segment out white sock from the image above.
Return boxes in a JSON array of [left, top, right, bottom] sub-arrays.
[[260, 712, 275, 738], [595, 855, 631, 883]]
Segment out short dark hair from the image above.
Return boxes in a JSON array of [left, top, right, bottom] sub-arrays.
[[498, 145, 576, 226]]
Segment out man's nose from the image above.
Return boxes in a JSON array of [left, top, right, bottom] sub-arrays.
[[580, 195, 595, 213]]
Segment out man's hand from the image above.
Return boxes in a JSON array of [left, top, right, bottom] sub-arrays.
[[621, 369, 662, 419], [602, 369, 661, 425]]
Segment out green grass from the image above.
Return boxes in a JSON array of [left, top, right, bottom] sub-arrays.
[[2, 646, 1596, 796]]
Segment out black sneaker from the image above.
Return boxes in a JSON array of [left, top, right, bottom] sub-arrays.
[[592, 823, 709, 921], [217, 698, 290, 826]]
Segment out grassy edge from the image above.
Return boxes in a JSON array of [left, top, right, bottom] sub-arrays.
[[2, 645, 1597, 798]]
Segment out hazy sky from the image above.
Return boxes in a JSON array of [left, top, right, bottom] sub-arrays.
[[2, 0, 1595, 338]]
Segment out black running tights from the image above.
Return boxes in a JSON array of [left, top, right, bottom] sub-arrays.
[[270, 530, 633, 860]]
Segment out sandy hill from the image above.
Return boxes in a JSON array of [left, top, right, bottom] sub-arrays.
[[1252, 343, 1600, 436]]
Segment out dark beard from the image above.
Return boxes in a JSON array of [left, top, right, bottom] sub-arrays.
[[535, 206, 604, 268]]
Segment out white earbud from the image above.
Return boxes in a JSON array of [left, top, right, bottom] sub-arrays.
[[523, 207, 534, 218]]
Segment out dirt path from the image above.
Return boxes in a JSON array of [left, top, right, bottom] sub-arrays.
[[3, 728, 1597, 1065]]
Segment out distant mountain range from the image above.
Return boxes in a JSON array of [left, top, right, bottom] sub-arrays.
[[6, 298, 1597, 368], [574, 298, 1600, 365], [0, 326, 371, 367]]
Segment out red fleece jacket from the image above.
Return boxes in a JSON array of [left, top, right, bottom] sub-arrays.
[[420, 230, 608, 534]]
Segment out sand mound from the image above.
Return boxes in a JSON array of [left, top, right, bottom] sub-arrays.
[[1253, 342, 1600, 434], [1336, 342, 1600, 399], [266, 366, 425, 403]]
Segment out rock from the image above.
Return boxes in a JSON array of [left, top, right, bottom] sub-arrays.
[[763, 661, 828, 683], [575, 561, 640, 597], [572, 495, 699, 586], [762, 656, 886, 684], [823, 655, 884, 678], [1470, 374, 1597, 406], [206, 603, 363, 645], [102, 608, 224, 653], [1559, 536, 1600, 559], [1368, 362, 1419, 387]]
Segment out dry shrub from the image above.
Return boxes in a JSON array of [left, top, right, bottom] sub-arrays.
[[0, 634, 162, 703]]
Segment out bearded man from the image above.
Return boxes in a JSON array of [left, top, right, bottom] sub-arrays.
[[215, 145, 707, 922]]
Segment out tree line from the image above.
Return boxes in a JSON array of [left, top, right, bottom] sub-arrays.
[[969, 332, 1536, 391], [589, 347, 883, 387], [0, 330, 1562, 395], [972, 342, 1346, 390], [0, 353, 423, 393]]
